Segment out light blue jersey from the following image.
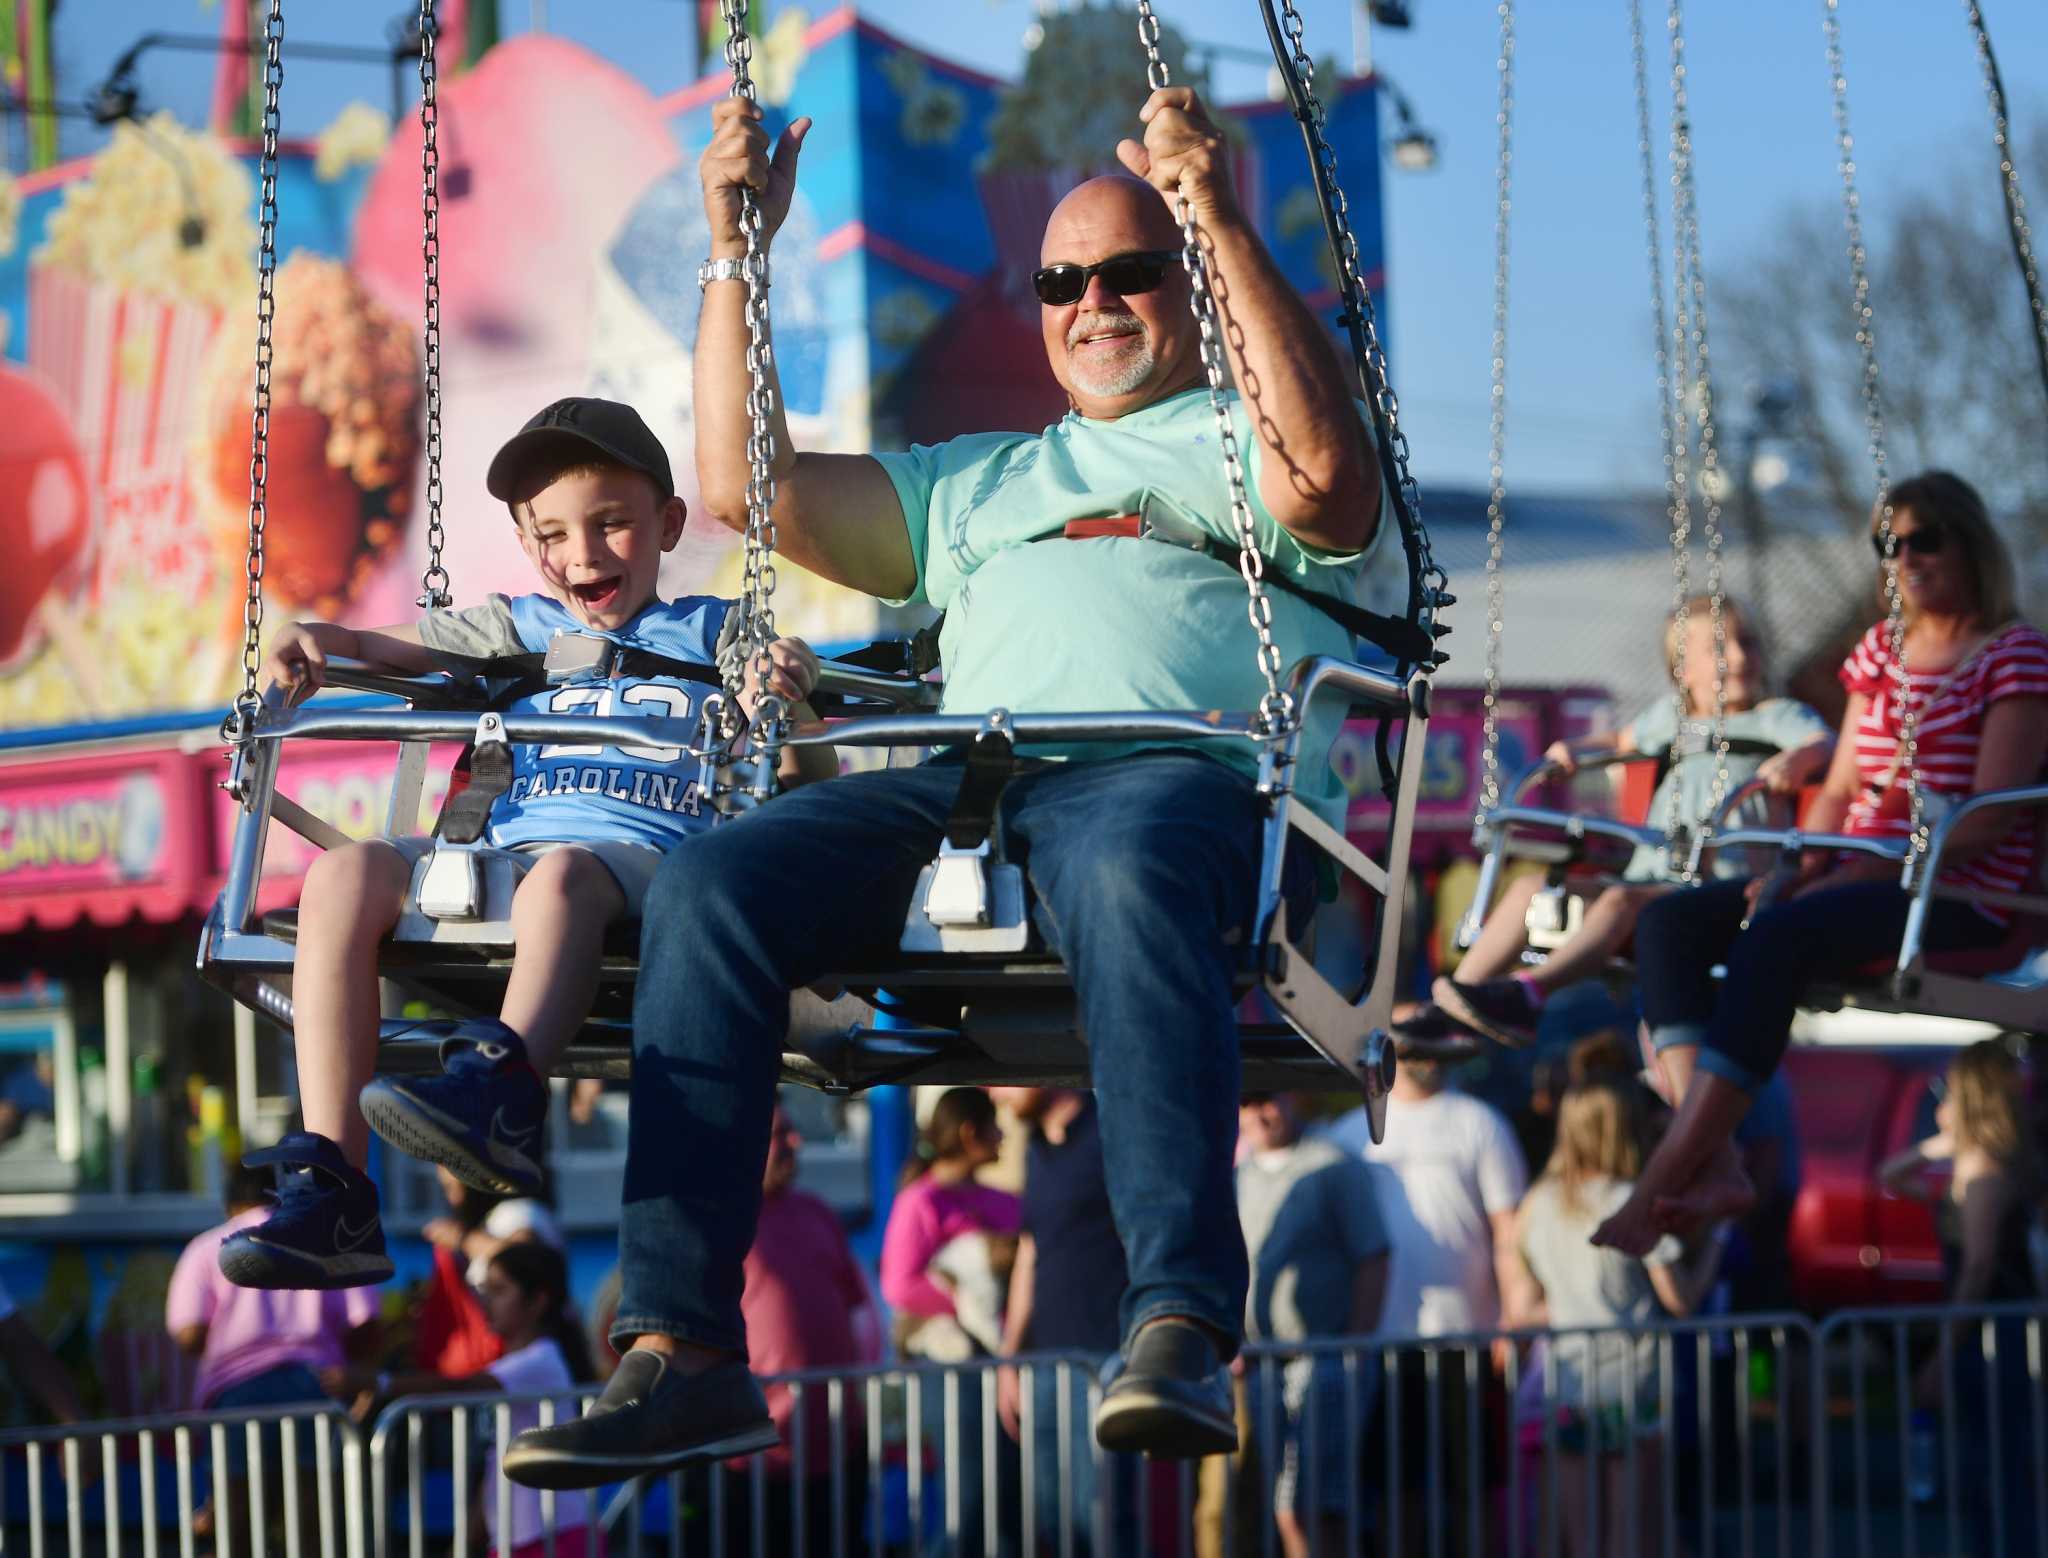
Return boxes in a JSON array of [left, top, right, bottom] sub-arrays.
[[1622, 695, 1833, 881], [416, 592, 730, 853]]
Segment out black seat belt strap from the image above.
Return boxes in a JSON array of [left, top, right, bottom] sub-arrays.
[[944, 728, 1018, 852], [1188, 538, 1436, 665]]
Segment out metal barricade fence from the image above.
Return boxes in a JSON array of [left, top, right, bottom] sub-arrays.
[[24, 1305, 2048, 1557], [1223, 1313, 1816, 1558], [364, 1353, 1111, 1558], [0, 1402, 365, 1558], [356, 1317, 1819, 1558], [1814, 1302, 2048, 1558]]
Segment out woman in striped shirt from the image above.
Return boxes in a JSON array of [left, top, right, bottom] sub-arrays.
[[1592, 470, 2048, 1257]]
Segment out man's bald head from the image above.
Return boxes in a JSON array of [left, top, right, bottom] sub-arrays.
[[1036, 174, 1200, 418], [1040, 174, 1180, 265]]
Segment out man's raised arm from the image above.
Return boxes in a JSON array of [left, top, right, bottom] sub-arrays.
[[695, 100, 918, 601], [1119, 88, 1380, 556]]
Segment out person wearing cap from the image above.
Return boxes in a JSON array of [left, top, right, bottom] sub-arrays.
[[218, 398, 832, 1296], [497, 87, 1408, 1485]]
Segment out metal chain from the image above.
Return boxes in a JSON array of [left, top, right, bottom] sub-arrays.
[[719, 0, 784, 740], [1960, 0, 2048, 409], [1474, 0, 1513, 824], [1629, 0, 1693, 862], [1823, 0, 1922, 860], [1667, 0, 1733, 853], [1273, 0, 1446, 627], [227, 0, 285, 741], [415, 0, 450, 609], [1133, 1, 1291, 738]]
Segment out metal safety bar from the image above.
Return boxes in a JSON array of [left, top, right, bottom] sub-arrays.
[[1696, 826, 1907, 866], [811, 659, 943, 711], [320, 654, 947, 715], [204, 654, 1407, 934], [1898, 781, 2048, 987], [242, 703, 1272, 756], [1459, 749, 1674, 951]]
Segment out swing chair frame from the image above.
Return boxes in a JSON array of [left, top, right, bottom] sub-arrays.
[[196, 0, 1453, 1133], [196, 653, 1430, 1094], [1457, 732, 1812, 963], [1693, 777, 2048, 1032]]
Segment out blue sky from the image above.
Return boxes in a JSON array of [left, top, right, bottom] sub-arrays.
[[24, 0, 2048, 494]]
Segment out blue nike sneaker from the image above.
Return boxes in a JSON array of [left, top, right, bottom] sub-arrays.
[[218, 1133, 392, 1290], [358, 1018, 548, 1196]]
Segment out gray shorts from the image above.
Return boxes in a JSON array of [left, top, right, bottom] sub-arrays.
[[385, 836, 664, 914]]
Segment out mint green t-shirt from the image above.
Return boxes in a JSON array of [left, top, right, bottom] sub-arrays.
[[872, 387, 1407, 826]]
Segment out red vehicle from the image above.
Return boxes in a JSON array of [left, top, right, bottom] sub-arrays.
[[1782, 1043, 1961, 1311]]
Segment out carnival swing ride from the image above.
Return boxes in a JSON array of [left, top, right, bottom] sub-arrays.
[[1454, 0, 2047, 1039], [197, 0, 1456, 1144]]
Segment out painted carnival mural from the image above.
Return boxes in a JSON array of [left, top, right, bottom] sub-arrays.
[[0, 4, 1385, 726]]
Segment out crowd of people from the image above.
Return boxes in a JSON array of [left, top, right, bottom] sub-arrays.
[[124, 1012, 2043, 1556]]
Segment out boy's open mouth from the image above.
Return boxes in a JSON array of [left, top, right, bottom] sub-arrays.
[[570, 577, 622, 610]]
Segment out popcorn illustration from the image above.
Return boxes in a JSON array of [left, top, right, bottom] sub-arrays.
[[28, 114, 256, 613], [193, 253, 419, 617], [314, 102, 393, 183]]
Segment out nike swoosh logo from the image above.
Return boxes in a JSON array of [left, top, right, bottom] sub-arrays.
[[491, 1107, 539, 1150], [334, 1215, 379, 1253]]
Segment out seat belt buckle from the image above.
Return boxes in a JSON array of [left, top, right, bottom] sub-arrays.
[[545, 631, 617, 684], [437, 712, 514, 845], [415, 846, 485, 921], [923, 840, 994, 928]]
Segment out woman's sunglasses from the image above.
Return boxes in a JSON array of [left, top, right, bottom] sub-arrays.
[[1871, 525, 1947, 561], [1032, 249, 1178, 308]]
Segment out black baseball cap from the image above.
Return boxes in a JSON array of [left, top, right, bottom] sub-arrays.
[[486, 396, 675, 503]]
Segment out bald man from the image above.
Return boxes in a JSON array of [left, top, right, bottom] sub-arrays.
[[503, 86, 1407, 1491]]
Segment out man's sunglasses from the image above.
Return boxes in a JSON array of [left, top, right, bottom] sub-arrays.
[[1871, 525, 1947, 561], [1032, 249, 1179, 307]]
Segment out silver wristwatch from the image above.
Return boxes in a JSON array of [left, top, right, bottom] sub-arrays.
[[698, 256, 769, 290]]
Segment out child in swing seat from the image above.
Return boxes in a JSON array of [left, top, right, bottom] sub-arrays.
[[1405, 594, 1833, 1049], [222, 397, 835, 1291]]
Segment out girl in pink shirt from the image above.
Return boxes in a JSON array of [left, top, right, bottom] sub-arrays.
[[881, 1088, 1021, 1355], [881, 1088, 1023, 1552]]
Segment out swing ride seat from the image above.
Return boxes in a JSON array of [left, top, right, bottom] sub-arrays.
[[1455, 742, 1799, 968], [1698, 781, 2048, 1034], [1451, 760, 2047, 1034], [196, 650, 1437, 1115]]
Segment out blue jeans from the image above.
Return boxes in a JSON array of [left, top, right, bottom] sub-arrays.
[[616, 751, 1258, 1355], [1634, 878, 2005, 1092]]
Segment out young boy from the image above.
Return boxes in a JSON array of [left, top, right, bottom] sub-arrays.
[[222, 397, 831, 1290]]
